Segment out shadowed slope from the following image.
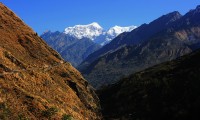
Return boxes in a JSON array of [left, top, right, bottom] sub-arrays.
[[99, 48, 200, 120]]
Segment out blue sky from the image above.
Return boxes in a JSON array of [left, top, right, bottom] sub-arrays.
[[1, 0, 200, 34]]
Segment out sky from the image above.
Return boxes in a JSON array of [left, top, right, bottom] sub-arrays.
[[1, 0, 200, 35]]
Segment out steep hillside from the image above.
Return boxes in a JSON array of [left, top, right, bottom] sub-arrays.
[[80, 5, 200, 89], [41, 31, 101, 67], [0, 3, 101, 120], [99, 48, 200, 120]]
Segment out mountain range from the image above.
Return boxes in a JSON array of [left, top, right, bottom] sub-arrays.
[[98, 5, 200, 119], [41, 23, 136, 67], [64, 22, 137, 46], [79, 5, 200, 89], [1, 2, 200, 120]]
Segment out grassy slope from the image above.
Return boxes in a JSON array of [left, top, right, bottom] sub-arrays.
[[0, 3, 101, 120]]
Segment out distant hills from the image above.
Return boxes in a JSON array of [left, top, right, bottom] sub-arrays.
[[79, 5, 200, 89], [41, 23, 136, 67]]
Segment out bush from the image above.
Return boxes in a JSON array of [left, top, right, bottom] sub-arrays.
[[60, 72, 69, 78], [62, 114, 73, 120], [0, 103, 11, 119], [41, 107, 58, 119], [18, 114, 29, 120]]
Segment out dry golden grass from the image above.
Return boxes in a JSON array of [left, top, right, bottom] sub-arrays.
[[0, 3, 101, 120]]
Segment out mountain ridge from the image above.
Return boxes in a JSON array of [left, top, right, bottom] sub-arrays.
[[79, 6, 200, 89], [79, 11, 183, 68], [41, 31, 101, 67], [41, 23, 136, 67]]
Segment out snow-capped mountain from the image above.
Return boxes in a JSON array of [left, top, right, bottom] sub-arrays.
[[64, 22, 137, 45], [106, 25, 137, 39], [101, 25, 137, 45], [64, 22, 103, 40]]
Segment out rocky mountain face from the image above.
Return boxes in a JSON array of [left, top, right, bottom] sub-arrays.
[[41, 31, 101, 67], [0, 3, 101, 120], [98, 48, 200, 120], [79, 6, 200, 89]]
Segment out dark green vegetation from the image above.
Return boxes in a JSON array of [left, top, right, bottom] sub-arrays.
[[98, 49, 200, 120], [41, 31, 101, 67], [0, 103, 11, 119], [62, 114, 73, 120], [79, 5, 200, 89], [41, 107, 58, 119]]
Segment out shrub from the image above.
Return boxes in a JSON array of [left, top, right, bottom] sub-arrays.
[[0, 103, 11, 119], [62, 114, 73, 120], [18, 114, 29, 120], [60, 72, 69, 78], [41, 107, 58, 119]]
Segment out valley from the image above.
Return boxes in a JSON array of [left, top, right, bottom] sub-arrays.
[[1, 1, 200, 120]]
